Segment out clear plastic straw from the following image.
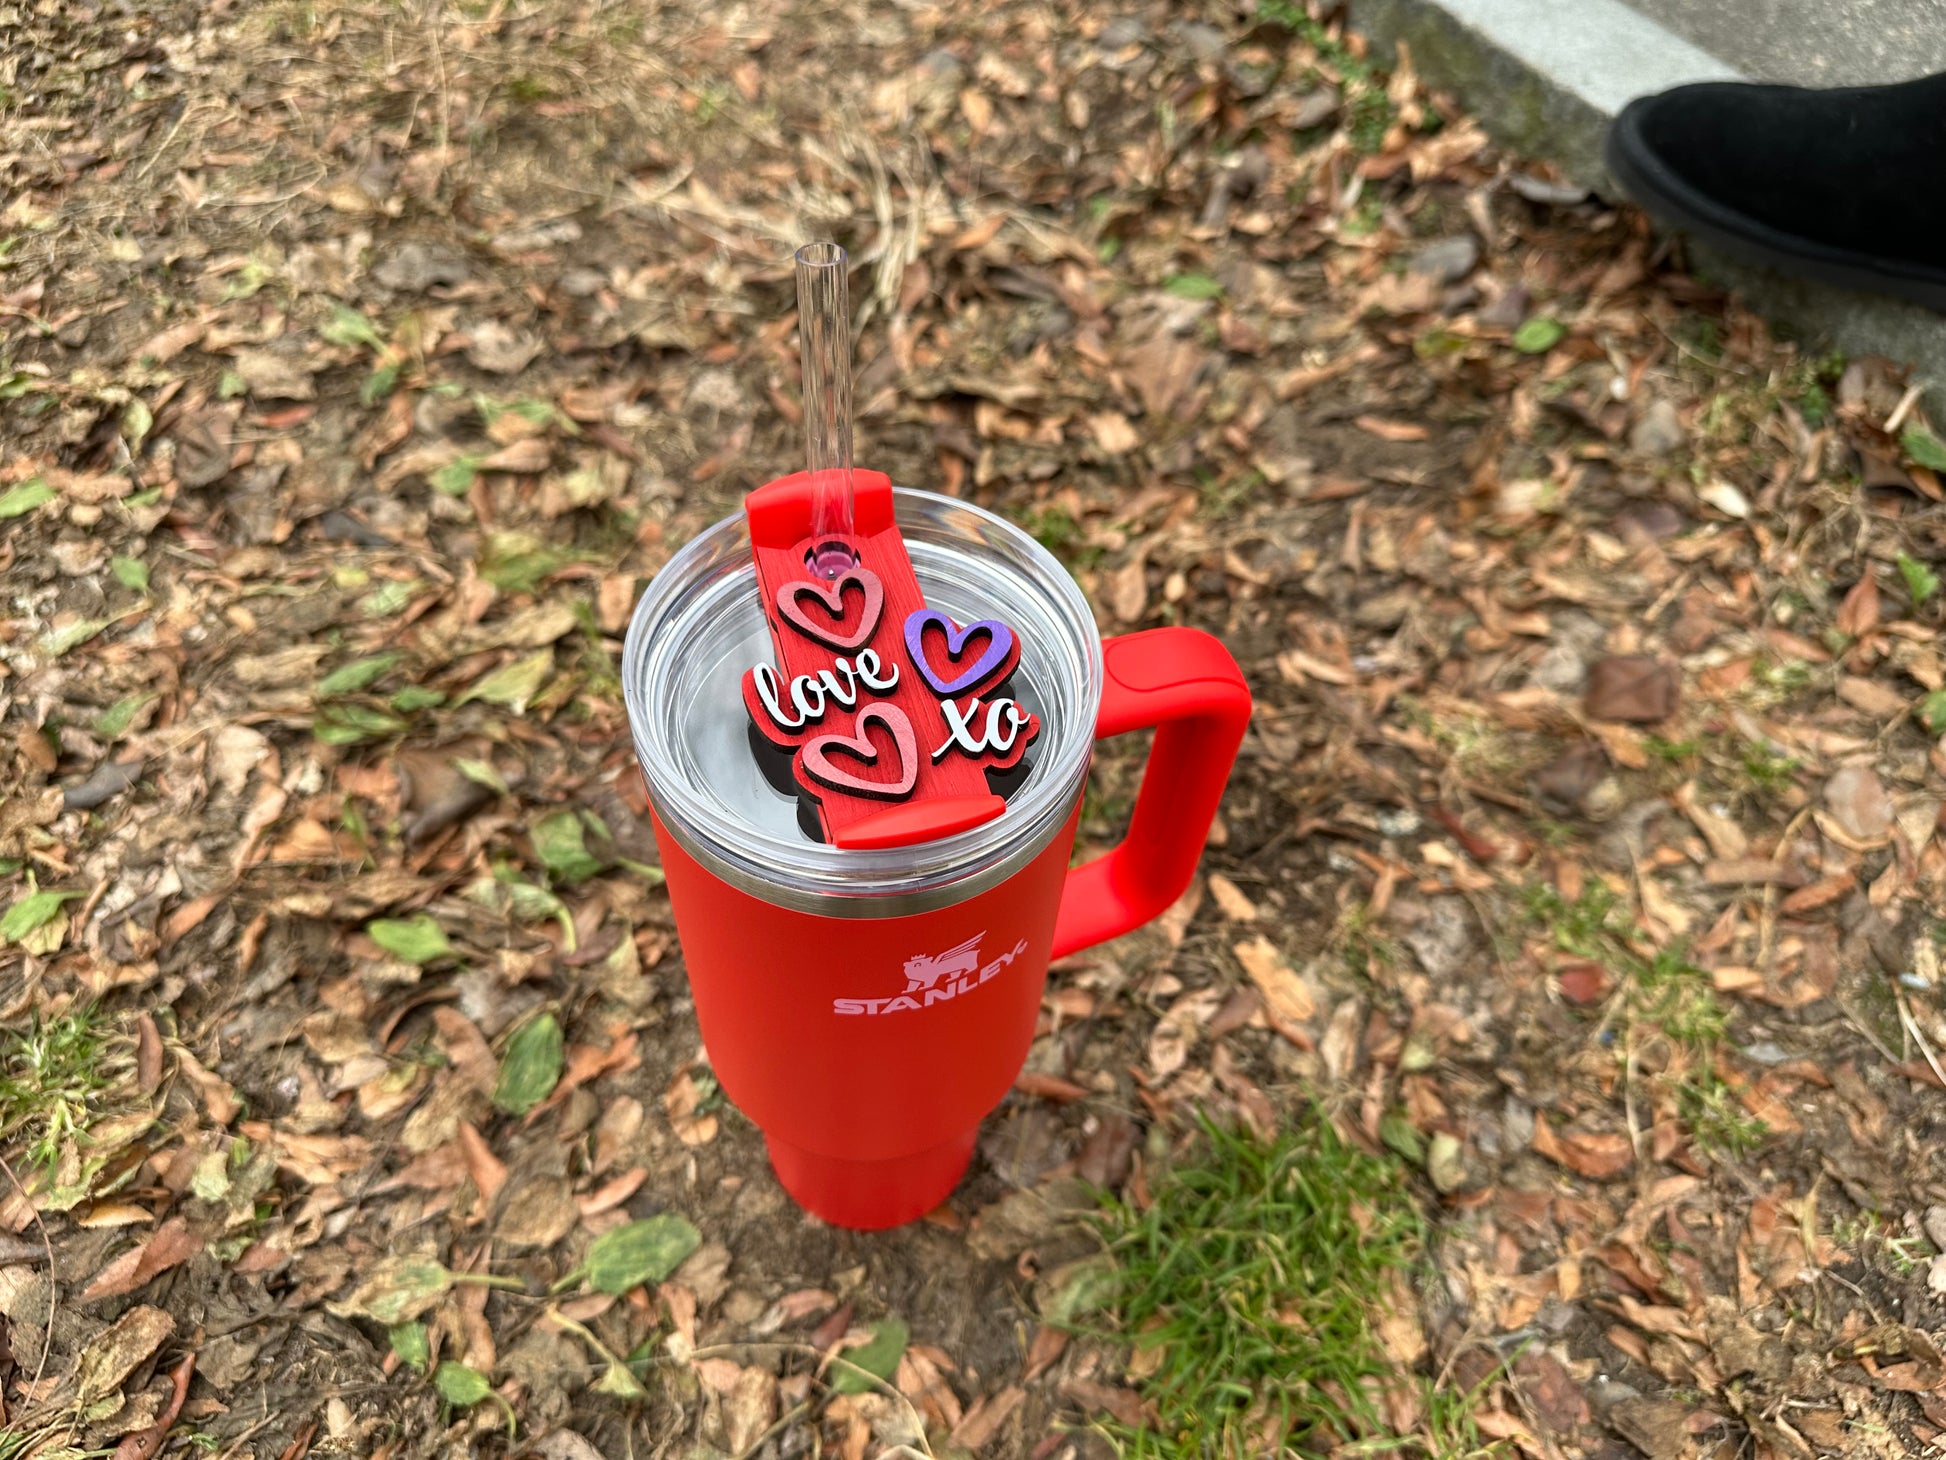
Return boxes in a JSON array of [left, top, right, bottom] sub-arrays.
[[794, 241, 857, 578]]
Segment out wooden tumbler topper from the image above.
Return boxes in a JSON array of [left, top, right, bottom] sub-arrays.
[[740, 469, 1041, 850]]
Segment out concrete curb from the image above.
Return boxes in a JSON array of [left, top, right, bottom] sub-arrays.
[[1349, 0, 1740, 185], [1347, 0, 1946, 411]]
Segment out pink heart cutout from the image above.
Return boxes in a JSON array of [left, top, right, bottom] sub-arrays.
[[801, 704, 918, 801], [776, 569, 884, 651]]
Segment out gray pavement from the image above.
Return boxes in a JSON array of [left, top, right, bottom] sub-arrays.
[[1621, 0, 1946, 88]]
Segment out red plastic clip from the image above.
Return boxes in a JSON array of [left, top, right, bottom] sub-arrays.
[[740, 470, 1040, 848]]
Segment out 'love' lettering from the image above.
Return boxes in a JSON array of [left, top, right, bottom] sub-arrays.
[[751, 650, 902, 731]]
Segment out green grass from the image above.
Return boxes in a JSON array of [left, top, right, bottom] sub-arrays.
[[1749, 656, 1814, 702], [1521, 880, 1626, 964], [1677, 1071, 1767, 1160], [1015, 504, 1106, 569], [1898, 551, 1939, 608], [1091, 1115, 1496, 1459], [1782, 352, 1844, 428], [1522, 884, 1762, 1160], [1643, 734, 1703, 764], [0, 1006, 116, 1173], [0, 1427, 106, 1460], [1334, 904, 1399, 983], [1639, 731, 1799, 808], [1738, 743, 1800, 797], [1260, 2, 1400, 154], [1395, 696, 1519, 781], [1829, 1213, 1932, 1280], [1196, 467, 1259, 521], [1635, 944, 1728, 1046]]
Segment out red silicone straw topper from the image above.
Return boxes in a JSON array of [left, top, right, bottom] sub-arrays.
[[741, 470, 1037, 846], [741, 245, 1042, 848]]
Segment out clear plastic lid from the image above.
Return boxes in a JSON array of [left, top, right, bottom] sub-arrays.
[[622, 489, 1103, 915]]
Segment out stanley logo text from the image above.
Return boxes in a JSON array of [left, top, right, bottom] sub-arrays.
[[832, 932, 1028, 1016]]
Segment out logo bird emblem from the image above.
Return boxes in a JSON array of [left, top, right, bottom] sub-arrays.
[[902, 934, 984, 992]]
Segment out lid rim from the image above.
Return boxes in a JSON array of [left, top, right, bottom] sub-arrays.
[[645, 774, 1088, 917], [622, 487, 1105, 908]]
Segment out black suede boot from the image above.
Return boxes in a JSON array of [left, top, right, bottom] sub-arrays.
[[1605, 72, 1946, 313]]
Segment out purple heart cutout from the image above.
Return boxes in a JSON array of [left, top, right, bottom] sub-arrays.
[[904, 609, 1015, 697]]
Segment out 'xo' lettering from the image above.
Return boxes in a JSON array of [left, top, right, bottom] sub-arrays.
[[930, 697, 1029, 762]]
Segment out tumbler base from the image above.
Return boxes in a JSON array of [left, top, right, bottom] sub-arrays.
[[765, 1127, 978, 1230]]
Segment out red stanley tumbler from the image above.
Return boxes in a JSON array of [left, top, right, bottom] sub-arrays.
[[622, 487, 1250, 1228]]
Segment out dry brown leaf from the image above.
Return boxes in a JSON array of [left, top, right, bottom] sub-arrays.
[[1121, 332, 1207, 417], [480, 437, 552, 473], [432, 1008, 498, 1095], [1353, 415, 1431, 442], [1207, 874, 1258, 921], [83, 1216, 201, 1301], [1584, 656, 1679, 723], [1107, 556, 1148, 623], [496, 1177, 577, 1247], [136, 317, 207, 363], [172, 1047, 240, 1125], [111, 1354, 195, 1460], [1672, 782, 1747, 861], [1836, 573, 1880, 639], [456, 1121, 508, 1204], [1148, 987, 1222, 1080], [1088, 412, 1140, 454], [1060, 1379, 1144, 1427], [1557, 963, 1609, 1005], [593, 1097, 645, 1173], [1702, 858, 1803, 886], [1876, 1361, 1946, 1393], [161, 893, 223, 948], [722, 1366, 778, 1452], [664, 1069, 719, 1146], [1320, 998, 1364, 1081], [1778, 873, 1856, 915], [952, 1385, 1025, 1451], [550, 1032, 641, 1107], [1277, 648, 1354, 686], [1232, 936, 1314, 1023], [73, 1305, 175, 1403], [1824, 765, 1894, 841], [1606, 1293, 1704, 1342], [1837, 675, 1909, 719], [1376, 1271, 1428, 1366], [1024, 1325, 1069, 1380], [755, 1288, 838, 1334], [1156, 876, 1204, 949], [577, 1168, 646, 1216], [1015, 1072, 1088, 1103], [1586, 720, 1648, 769], [597, 575, 638, 633], [1531, 1113, 1633, 1179], [135, 1014, 163, 1095], [951, 213, 1006, 250], [76, 1202, 156, 1229]]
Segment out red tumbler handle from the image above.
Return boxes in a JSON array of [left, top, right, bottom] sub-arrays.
[[1050, 628, 1252, 959]]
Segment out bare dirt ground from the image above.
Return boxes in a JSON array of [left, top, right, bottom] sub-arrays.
[[3, 2, 1946, 1458]]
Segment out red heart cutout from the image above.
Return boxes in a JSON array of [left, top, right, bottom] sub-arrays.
[[801, 704, 917, 801], [776, 569, 884, 651]]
